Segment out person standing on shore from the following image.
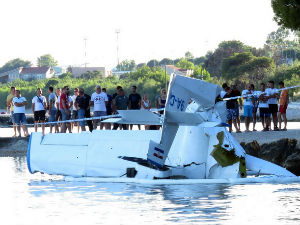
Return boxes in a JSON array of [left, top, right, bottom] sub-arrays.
[[102, 88, 112, 130], [266, 81, 279, 131], [231, 84, 242, 131], [6, 86, 17, 137], [128, 85, 141, 130], [60, 86, 71, 133], [251, 84, 258, 131], [224, 87, 240, 133], [75, 88, 87, 132], [12, 90, 29, 137], [32, 88, 47, 136], [257, 83, 271, 131], [91, 85, 108, 130], [71, 88, 80, 133], [113, 88, 129, 130], [48, 86, 58, 133], [242, 84, 254, 132], [278, 81, 288, 131]]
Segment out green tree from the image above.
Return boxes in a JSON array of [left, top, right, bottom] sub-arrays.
[[222, 52, 275, 86], [0, 58, 31, 73], [265, 28, 300, 64], [159, 58, 173, 65], [191, 65, 211, 81], [176, 58, 195, 70], [136, 63, 146, 68], [37, 54, 58, 67], [184, 51, 194, 60], [116, 59, 136, 71], [271, 0, 300, 31], [204, 40, 251, 78], [147, 59, 159, 68], [81, 71, 103, 79]]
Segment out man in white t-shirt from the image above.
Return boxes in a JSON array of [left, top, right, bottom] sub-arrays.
[[242, 85, 254, 132], [266, 80, 279, 131], [90, 85, 108, 130], [257, 83, 271, 131], [32, 88, 47, 136], [12, 90, 29, 137]]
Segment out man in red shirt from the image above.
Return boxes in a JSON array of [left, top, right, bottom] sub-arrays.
[[60, 86, 71, 133]]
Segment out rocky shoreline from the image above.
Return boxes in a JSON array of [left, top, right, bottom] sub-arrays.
[[1, 136, 299, 176]]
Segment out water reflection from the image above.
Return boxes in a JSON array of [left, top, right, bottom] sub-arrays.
[[2, 156, 300, 225]]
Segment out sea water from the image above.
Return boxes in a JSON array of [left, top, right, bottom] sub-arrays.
[[1, 156, 300, 225]]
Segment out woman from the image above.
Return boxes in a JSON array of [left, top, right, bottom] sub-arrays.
[[141, 94, 151, 130], [157, 89, 167, 114], [141, 94, 151, 110]]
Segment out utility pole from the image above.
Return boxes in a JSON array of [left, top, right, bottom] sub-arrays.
[[84, 37, 88, 68], [115, 29, 120, 68]]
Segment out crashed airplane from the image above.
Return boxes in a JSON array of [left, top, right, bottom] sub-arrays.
[[27, 75, 296, 182]]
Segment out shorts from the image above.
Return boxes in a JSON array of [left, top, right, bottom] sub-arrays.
[[56, 110, 62, 121], [269, 104, 278, 114], [72, 110, 78, 119], [60, 109, 71, 121], [78, 109, 85, 127], [253, 106, 258, 114], [13, 113, 27, 125], [243, 105, 253, 118], [34, 110, 46, 121], [279, 104, 287, 114], [48, 109, 57, 122], [11, 111, 15, 123], [94, 111, 107, 118], [259, 107, 270, 118], [227, 108, 237, 121], [234, 104, 239, 117]]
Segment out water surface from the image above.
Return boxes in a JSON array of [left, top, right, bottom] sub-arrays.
[[1, 156, 300, 225]]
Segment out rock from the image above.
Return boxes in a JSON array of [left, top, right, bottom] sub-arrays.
[[244, 140, 260, 157], [0, 137, 29, 156], [283, 151, 300, 176], [259, 139, 288, 165]]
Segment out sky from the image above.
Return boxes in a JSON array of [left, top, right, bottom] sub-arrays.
[[0, 0, 279, 70]]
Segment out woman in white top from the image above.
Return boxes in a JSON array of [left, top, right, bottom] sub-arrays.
[[141, 94, 151, 130], [141, 94, 151, 110]]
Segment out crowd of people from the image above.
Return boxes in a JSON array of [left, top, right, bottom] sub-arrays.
[[221, 80, 289, 133], [6, 85, 167, 137], [5, 80, 289, 137]]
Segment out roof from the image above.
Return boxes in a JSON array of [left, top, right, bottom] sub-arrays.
[[20, 67, 51, 74]]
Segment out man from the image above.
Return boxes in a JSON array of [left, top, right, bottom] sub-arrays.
[[128, 85, 141, 130], [6, 86, 17, 137], [75, 88, 87, 132], [60, 86, 71, 133], [48, 86, 58, 133], [250, 84, 258, 131], [223, 87, 240, 133], [278, 81, 288, 130], [231, 84, 242, 131], [84, 92, 93, 132], [71, 88, 80, 133], [220, 83, 228, 98], [266, 80, 279, 131], [91, 85, 108, 130], [32, 88, 47, 136], [102, 88, 112, 130], [257, 83, 271, 131], [242, 84, 254, 132], [113, 88, 129, 130], [55, 88, 62, 130], [12, 90, 29, 137]]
